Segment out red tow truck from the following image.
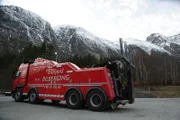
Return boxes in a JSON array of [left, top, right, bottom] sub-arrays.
[[12, 57, 134, 111]]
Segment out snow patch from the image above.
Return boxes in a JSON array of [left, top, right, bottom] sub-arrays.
[[37, 34, 44, 42], [69, 44, 72, 52]]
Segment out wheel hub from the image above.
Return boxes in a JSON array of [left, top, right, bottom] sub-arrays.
[[69, 93, 78, 105], [90, 94, 102, 107], [30, 93, 36, 101], [15, 92, 20, 99]]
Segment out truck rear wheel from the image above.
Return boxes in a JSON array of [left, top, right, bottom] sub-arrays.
[[51, 100, 60, 104], [14, 88, 23, 102], [29, 90, 39, 104], [86, 89, 107, 111], [66, 90, 84, 109]]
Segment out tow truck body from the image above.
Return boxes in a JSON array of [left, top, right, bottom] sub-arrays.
[[12, 57, 134, 111]]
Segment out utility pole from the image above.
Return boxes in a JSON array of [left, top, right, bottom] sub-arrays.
[[119, 38, 124, 57], [55, 52, 58, 62]]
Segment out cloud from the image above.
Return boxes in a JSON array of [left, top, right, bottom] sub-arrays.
[[83, 0, 180, 40], [2, 0, 180, 41], [0, 0, 3, 5]]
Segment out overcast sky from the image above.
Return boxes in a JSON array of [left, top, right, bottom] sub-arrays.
[[1, 0, 180, 41]]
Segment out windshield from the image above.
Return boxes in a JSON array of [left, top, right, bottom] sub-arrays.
[[16, 71, 21, 77]]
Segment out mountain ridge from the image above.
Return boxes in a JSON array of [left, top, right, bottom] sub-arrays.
[[0, 5, 179, 58], [147, 33, 180, 56], [0, 5, 57, 55], [54, 24, 120, 58]]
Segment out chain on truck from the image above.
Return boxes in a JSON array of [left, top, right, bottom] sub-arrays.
[[11, 39, 135, 111]]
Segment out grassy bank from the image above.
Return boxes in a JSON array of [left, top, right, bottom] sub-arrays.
[[0, 89, 11, 93], [134, 86, 180, 98]]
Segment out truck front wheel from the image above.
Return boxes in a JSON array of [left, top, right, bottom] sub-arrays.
[[29, 90, 39, 104], [86, 89, 107, 111], [66, 90, 84, 109], [14, 88, 23, 102]]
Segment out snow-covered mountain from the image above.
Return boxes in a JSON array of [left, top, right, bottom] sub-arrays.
[[54, 25, 120, 58], [0, 5, 56, 55], [0, 5, 176, 59], [124, 38, 170, 55], [147, 33, 180, 56], [54, 25, 171, 58]]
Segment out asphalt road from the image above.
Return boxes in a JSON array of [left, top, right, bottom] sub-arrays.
[[0, 95, 180, 120]]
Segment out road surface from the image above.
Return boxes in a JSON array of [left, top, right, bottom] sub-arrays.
[[0, 95, 180, 120]]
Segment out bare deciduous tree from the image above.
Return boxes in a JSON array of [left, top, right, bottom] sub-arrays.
[[164, 58, 168, 85], [169, 57, 177, 85], [136, 59, 154, 86]]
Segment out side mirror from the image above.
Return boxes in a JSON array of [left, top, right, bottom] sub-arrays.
[[12, 71, 21, 79]]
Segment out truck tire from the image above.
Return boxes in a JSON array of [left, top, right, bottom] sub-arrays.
[[66, 90, 84, 109], [86, 89, 107, 111], [51, 100, 60, 104], [14, 88, 23, 102], [29, 90, 39, 104]]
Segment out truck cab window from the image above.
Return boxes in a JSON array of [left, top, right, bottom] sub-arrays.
[[16, 71, 21, 78]]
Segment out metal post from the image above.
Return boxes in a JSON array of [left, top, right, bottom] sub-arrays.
[[124, 41, 128, 58], [55, 52, 58, 62], [119, 38, 124, 57], [56, 54, 58, 62]]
